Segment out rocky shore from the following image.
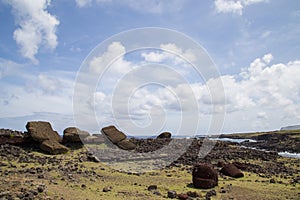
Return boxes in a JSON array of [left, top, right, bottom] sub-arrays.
[[220, 129, 300, 153]]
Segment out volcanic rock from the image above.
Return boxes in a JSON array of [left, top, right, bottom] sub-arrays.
[[147, 185, 157, 191], [101, 125, 126, 144], [178, 193, 189, 200], [220, 163, 244, 178], [26, 121, 61, 143], [103, 186, 112, 192], [192, 163, 218, 189], [0, 129, 28, 145], [117, 139, 136, 150], [63, 127, 90, 143], [193, 177, 218, 190], [167, 190, 177, 198], [40, 140, 69, 155], [157, 132, 172, 139]]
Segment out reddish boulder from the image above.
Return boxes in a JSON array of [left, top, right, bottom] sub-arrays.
[[192, 163, 218, 189], [193, 177, 218, 189], [178, 194, 189, 200], [220, 163, 244, 178]]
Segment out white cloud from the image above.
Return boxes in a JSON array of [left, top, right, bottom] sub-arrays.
[[87, 42, 300, 133], [214, 0, 243, 15], [5, 0, 60, 64], [0, 70, 75, 118], [214, 0, 267, 15], [141, 43, 196, 64], [75, 0, 184, 14], [89, 42, 131, 74], [75, 0, 93, 7]]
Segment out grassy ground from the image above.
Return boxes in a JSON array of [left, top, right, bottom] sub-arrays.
[[1, 146, 299, 200]]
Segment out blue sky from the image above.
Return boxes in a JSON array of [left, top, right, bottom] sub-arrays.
[[0, 0, 300, 136]]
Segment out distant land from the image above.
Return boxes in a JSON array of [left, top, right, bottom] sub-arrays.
[[280, 125, 300, 131]]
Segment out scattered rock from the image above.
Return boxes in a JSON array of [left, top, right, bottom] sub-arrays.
[[167, 190, 177, 198], [0, 129, 28, 145], [103, 186, 112, 192], [157, 132, 172, 139], [101, 125, 126, 144], [147, 185, 157, 191], [270, 178, 276, 183], [37, 185, 46, 193], [220, 163, 244, 178], [178, 193, 189, 200], [206, 189, 216, 199], [187, 191, 200, 198], [40, 140, 69, 155], [192, 163, 218, 189], [63, 127, 90, 143], [87, 153, 100, 163]]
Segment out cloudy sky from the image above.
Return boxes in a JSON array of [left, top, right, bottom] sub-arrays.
[[0, 0, 300, 136]]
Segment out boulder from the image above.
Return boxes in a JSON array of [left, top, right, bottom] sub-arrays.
[[63, 127, 90, 143], [40, 140, 69, 155], [192, 163, 218, 189], [117, 139, 136, 150], [192, 177, 218, 189], [26, 121, 62, 143], [220, 163, 244, 178], [157, 132, 171, 139], [101, 125, 126, 144]]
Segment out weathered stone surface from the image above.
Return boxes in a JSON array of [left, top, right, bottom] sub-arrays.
[[63, 127, 90, 143], [157, 132, 172, 139], [192, 177, 217, 189], [117, 139, 136, 150], [192, 163, 218, 189], [220, 163, 244, 178], [101, 126, 126, 144], [26, 121, 62, 143], [40, 140, 69, 155], [0, 129, 29, 145]]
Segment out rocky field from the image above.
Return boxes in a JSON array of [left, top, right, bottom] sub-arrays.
[[0, 122, 300, 200]]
